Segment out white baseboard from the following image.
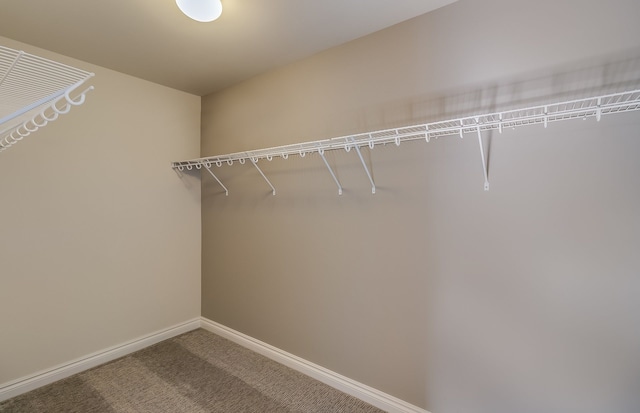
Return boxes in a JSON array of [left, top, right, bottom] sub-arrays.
[[0, 318, 201, 402], [1, 317, 429, 413], [200, 317, 429, 413]]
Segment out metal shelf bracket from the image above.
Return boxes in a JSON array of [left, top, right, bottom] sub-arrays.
[[476, 125, 490, 191], [319, 149, 343, 195], [249, 155, 276, 196], [203, 162, 229, 196], [351, 138, 376, 194]]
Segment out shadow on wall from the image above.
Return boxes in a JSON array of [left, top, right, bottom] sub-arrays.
[[174, 167, 203, 202], [344, 47, 640, 134]]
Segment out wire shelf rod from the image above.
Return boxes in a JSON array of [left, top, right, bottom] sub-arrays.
[[172, 89, 640, 193], [0, 45, 94, 154]]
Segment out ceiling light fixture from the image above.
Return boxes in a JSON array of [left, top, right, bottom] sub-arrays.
[[176, 0, 223, 22]]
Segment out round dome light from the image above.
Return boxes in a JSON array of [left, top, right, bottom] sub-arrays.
[[176, 0, 223, 23]]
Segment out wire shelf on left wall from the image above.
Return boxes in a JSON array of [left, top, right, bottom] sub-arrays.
[[0, 45, 94, 153]]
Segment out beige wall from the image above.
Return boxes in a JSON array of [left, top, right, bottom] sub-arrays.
[[0, 38, 201, 385], [200, 0, 640, 412]]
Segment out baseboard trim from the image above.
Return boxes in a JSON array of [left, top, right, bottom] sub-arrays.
[[1, 317, 429, 412], [0, 318, 201, 402], [200, 317, 429, 413]]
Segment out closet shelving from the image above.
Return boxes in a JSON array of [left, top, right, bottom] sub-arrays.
[[172, 89, 640, 195], [0, 45, 94, 153]]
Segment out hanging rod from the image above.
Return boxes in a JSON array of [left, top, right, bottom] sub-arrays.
[[173, 89, 640, 194], [0, 45, 94, 153]]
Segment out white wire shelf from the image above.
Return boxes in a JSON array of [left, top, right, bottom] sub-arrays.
[[0, 45, 94, 153], [172, 89, 640, 195]]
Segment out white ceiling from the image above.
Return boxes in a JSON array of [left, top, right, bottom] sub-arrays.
[[0, 0, 457, 96]]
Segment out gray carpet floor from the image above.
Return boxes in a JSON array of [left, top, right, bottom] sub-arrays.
[[0, 329, 386, 413]]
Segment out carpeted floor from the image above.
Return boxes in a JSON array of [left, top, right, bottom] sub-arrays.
[[0, 329, 386, 413]]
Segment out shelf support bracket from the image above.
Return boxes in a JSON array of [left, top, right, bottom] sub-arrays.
[[351, 139, 376, 194], [318, 149, 343, 195], [203, 163, 229, 196], [249, 156, 276, 196], [476, 126, 490, 191]]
